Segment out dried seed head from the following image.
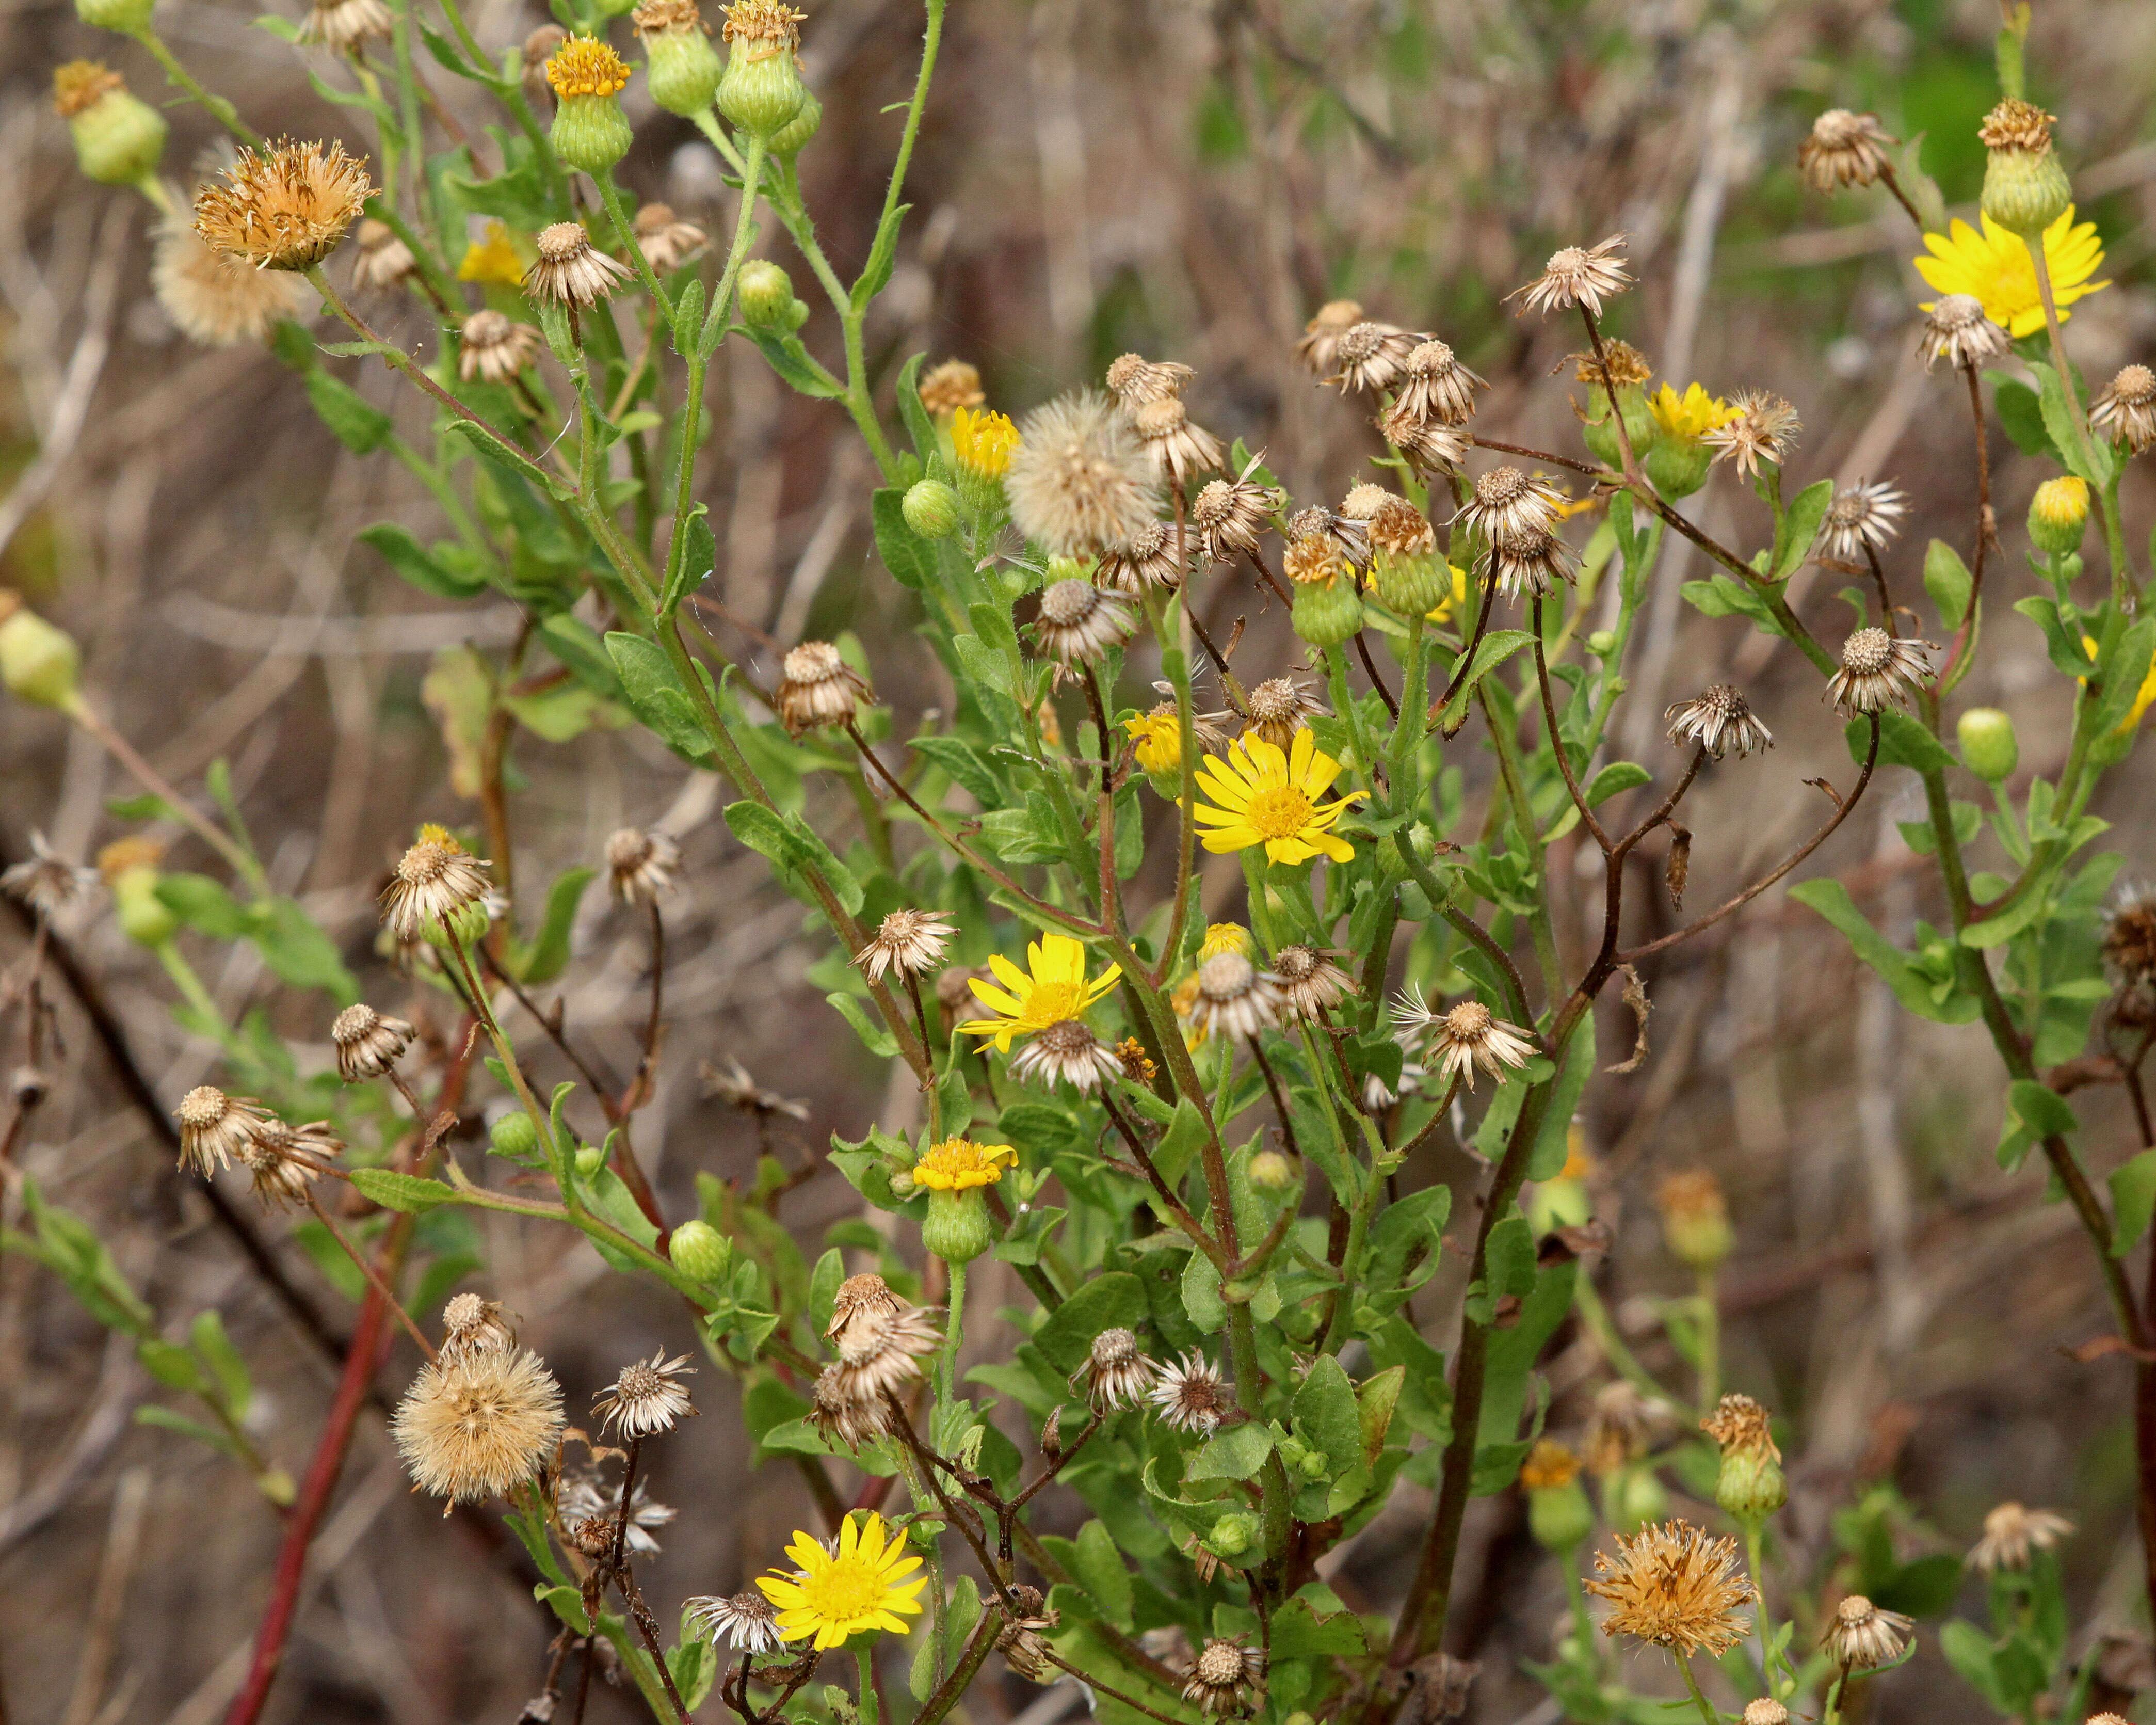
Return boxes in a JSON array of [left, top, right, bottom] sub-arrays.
[[392, 1347, 566, 1505], [1664, 685, 1773, 761], [441, 1293, 517, 1363], [996, 1584, 1061, 1682], [1327, 321, 1423, 394], [1010, 1018, 1125, 1093], [1968, 1502, 2073, 1572], [1150, 1351, 1234, 1434], [1072, 1325, 1162, 1412], [1130, 394, 1225, 488], [1295, 298, 1364, 377], [2092, 364, 2156, 455], [1823, 1595, 1912, 1670], [1288, 505, 1369, 568], [1920, 294, 2009, 372], [1703, 390, 1801, 478], [153, 215, 307, 346], [857, 908, 956, 981], [685, 1591, 786, 1654], [195, 140, 371, 271], [1513, 234, 1631, 318], [1427, 999, 1537, 1091], [350, 217, 415, 290], [1283, 534, 1344, 589], [1032, 578, 1135, 665], [525, 220, 633, 307], [809, 1360, 893, 1449], [1455, 466, 1564, 548], [1827, 627, 1935, 715], [1744, 1702, 1790, 1725], [1978, 98, 2054, 153], [1482, 526, 1579, 600], [1271, 944, 1354, 1019], [1006, 391, 1161, 558], [238, 1116, 342, 1209], [1701, 1393, 1779, 1461], [1367, 496, 1436, 558], [1584, 1520, 1756, 1655], [1376, 397, 1469, 474], [1095, 520, 1184, 593], [830, 1302, 941, 1403], [1241, 676, 1324, 749], [1818, 480, 1906, 562], [381, 825, 494, 943], [593, 1352, 697, 1438], [174, 1085, 270, 1176], [1395, 338, 1487, 425], [1191, 469, 1284, 564], [2104, 887, 2156, 993], [1584, 1380, 1654, 1475], [605, 827, 681, 904], [1183, 1638, 1264, 1716], [1799, 109, 1896, 191], [634, 202, 707, 274], [699, 1056, 810, 1119], [918, 359, 985, 416], [1181, 951, 1285, 1041], [1, 832, 95, 919], [331, 1002, 417, 1081], [558, 1460, 675, 1555], [459, 309, 541, 384], [1105, 353, 1195, 406], [776, 640, 872, 736]]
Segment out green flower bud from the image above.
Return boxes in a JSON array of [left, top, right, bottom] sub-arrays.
[[545, 39, 635, 178], [1205, 1510, 1259, 1559], [1370, 549, 1450, 616], [0, 595, 82, 710], [574, 1142, 607, 1178], [643, 26, 723, 119], [422, 897, 494, 950], [668, 1217, 732, 1283], [717, 4, 807, 140], [1528, 1477, 1595, 1551], [490, 1111, 540, 1161], [101, 842, 176, 947], [76, 0, 155, 29], [1581, 389, 1655, 470], [1978, 99, 2071, 239], [1957, 707, 2020, 782], [55, 63, 166, 188], [1643, 434, 1712, 500], [921, 1187, 992, 1263], [903, 478, 961, 539], [1291, 577, 1364, 649], [1585, 629, 1618, 657], [1247, 1149, 1296, 1191], [2028, 475, 2089, 557], [1605, 1462, 1668, 1534], [1658, 1169, 1732, 1270], [768, 86, 822, 158], [738, 259, 794, 327]]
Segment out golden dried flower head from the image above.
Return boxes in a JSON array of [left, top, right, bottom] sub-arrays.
[[1114, 1036, 1157, 1085], [440, 1293, 517, 1363], [2091, 364, 2156, 455], [1979, 98, 2054, 153], [1701, 1393, 1779, 1461], [1823, 1595, 1912, 1670], [1032, 577, 1135, 665], [1272, 944, 1353, 1019], [593, 1351, 697, 1438], [331, 1002, 416, 1081], [153, 217, 307, 346], [1579, 338, 1652, 388], [634, 0, 708, 35], [1105, 353, 1196, 406], [1368, 495, 1437, 558], [721, 0, 804, 47], [1969, 1502, 2073, 1572], [857, 908, 956, 981], [525, 220, 633, 307], [919, 359, 985, 416], [1283, 534, 1343, 589], [52, 61, 123, 118], [195, 139, 372, 271], [1288, 505, 1369, 568], [548, 36, 633, 99], [1183, 1638, 1264, 1717], [1072, 1325, 1161, 1412], [1181, 951, 1285, 1041], [776, 640, 871, 736], [1006, 391, 1162, 558], [1150, 1351, 1234, 1434], [1295, 298, 1364, 377], [1585, 1520, 1756, 1656], [1243, 675, 1325, 748], [381, 825, 493, 943], [1799, 110, 1896, 191], [1009, 1017, 1124, 1093], [1827, 627, 1935, 715], [1920, 293, 2009, 372], [606, 826, 681, 903], [1819, 480, 1906, 562], [1514, 235, 1631, 318], [174, 1084, 270, 1176], [1704, 390, 1801, 478], [634, 202, 707, 274], [1665, 685, 1772, 761], [392, 1348, 565, 1505], [1519, 1438, 1581, 1491]]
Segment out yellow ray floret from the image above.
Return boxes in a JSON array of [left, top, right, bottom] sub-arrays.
[[1913, 207, 2107, 340], [1125, 708, 1181, 774], [951, 406, 1019, 478], [1646, 383, 1736, 442], [756, 1512, 926, 1649], [957, 931, 1120, 1051], [1194, 729, 1365, 866], [910, 1137, 1017, 1191]]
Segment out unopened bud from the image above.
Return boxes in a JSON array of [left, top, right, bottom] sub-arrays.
[[1247, 1149, 1296, 1191], [112, 863, 176, 947], [574, 1143, 606, 1178], [716, 9, 807, 140], [902, 478, 960, 539], [1657, 1169, 1731, 1270], [643, 27, 722, 118], [1606, 1461, 1669, 1534], [1528, 1476, 1595, 1551], [76, 0, 155, 29], [1957, 707, 2019, 783], [490, 1111, 540, 1161], [1643, 434, 1711, 500], [1205, 1510, 1258, 1559], [668, 1217, 730, 1283], [1978, 99, 2072, 239], [738, 259, 794, 327], [55, 63, 166, 189], [1291, 576, 1364, 648], [2028, 475, 2089, 557], [921, 1187, 992, 1263], [0, 594, 82, 710], [768, 87, 822, 158]]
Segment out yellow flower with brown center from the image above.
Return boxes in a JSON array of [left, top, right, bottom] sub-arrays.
[[546, 36, 633, 99], [1585, 1520, 1757, 1657], [909, 1137, 1017, 1191], [1913, 208, 2108, 340], [951, 406, 1020, 478], [1194, 730, 1364, 867], [955, 932, 1121, 1051]]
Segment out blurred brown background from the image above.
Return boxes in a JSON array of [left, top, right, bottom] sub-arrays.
[[5, 0, 2156, 1720]]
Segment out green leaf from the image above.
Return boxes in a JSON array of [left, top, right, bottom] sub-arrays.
[[521, 866, 593, 985], [255, 896, 358, 1001], [1845, 710, 1955, 775], [1774, 477, 1835, 580], [155, 872, 252, 939], [1152, 1098, 1209, 1191], [137, 1337, 205, 1393], [1181, 1249, 1226, 1333], [744, 326, 844, 397], [2089, 617, 2156, 741], [850, 200, 910, 312], [827, 990, 898, 1059], [304, 368, 393, 454], [1436, 630, 1533, 727], [894, 352, 939, 460], [1268, 1591, 1372, 1660], [604, 633, 713, 761], [1034, 1271, 1150, 1374], [1290, 1356, 1363, 1476], [1989, 376, 2055, 461], [189, 1309, 253, 1417], [359, 522, 488, 599], [1184, 1420, 1275, 1482], [1356, 1365, 1406, 1464], [724, 801, 864, 913], [1790, 879, 1981, 1025], [349, 1168, 456, 1213], [1923, 538, 1973, 630], [2030, 362, 2107, 485], [872, 487, 937, 590], [1997, 1078, 2079, 1173], [2112, 1149, 2156, 1257], [2013, 597, 2095, 678], [1584, 761, 1651, 806], [1071, 1521, 1134, 1630], [1680, 573, 1779, 630], [1942, 1618, 2009, 1710]]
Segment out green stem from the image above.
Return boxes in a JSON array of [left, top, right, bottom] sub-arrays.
[[1674, 1650, 1724, 1725], [1695, 1264, 1721, 1416], [941, 1256, 967, 1403], [597, 174, 677, 330], [857, 1646, 880, 1725], [1480, 686, 1562, 999], [1572, 1275, 1668, 1403], [131, 28, 260, 146], [1564, 1556, 1599, 1676]]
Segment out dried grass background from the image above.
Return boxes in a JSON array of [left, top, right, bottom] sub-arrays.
[[5, 0, 2156, 1720]]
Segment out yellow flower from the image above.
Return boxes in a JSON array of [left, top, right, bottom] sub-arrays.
[[1423, 562, 1471, 627], [909, 1137, 1017, 1191], [1914, 207, 2108, 340], [956, 932, 1121, 1051], [458, 220, 527, 287], [1125, 708, 1181, 774], [1194, 730, 1365, 867], [1647, 382, 1737, 442], [1200, 923, 1252, 960], [2078, 632, 2156, 733], [1520, 1439, 1582, 1491], [546, 36, 632, 98], [756, 1512, 927, 1650], [951, 406, 1019, 478]]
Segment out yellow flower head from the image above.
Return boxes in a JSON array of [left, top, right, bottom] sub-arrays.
[[909, 1137, 1017, 1191], [756, 1512, 926, 1649], [951, 406, 1020, 478], [2034, 475, 2089, 532], [1423, 562, 1471, 627], [547, 37, 633, 100], [957, 932, 1121, 1051], [1914, 207, 2108, 340], [1194, 730, 1365, 867], [1520, 1438, 1582, 1492], [1125, 708, 1181, 774], [1647, 382, 1737, 443], [1200, 923, 1253, 961], [458, 220, 527, 286]]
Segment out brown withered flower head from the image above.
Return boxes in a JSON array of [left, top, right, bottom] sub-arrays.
[[2091, 365, 2156, 455], [809, 1360, 893, 1450], [1010, 1018, 1125, 1094], [440, 1293, 517, 1364], [1130, 395, 1225, 489], [195, 140, 371, 271], [1032, 578, 1135, 666], [830, 1300, 942, 1401], [826, 1272, 905, 1350], [1823, 1595, 1912, 1670], [996, 1584, 1061, 1683], [1701, 1393, 1780, 1461], [1368, 494, 1438, 560], [1295, 299, 1364, 377], [1921, 294, 2009, 373], [331, 1002, 416, 1081], [1584, 1380, 1654, 1476], [558, 1460, 674, 1555], [918, 359, 984, 417], [1665, 685, 1773, 761], [350, 218, 415, 291], [381, 826, 493, 943], [1288, 505, 1369, 569], [2102, 886, 2156, 996], [237, 1116, 344, 1210], [1978, 97, 2054, 152], [1243, 676, 1326, 748], [1513, 235, 1631, 318], [1150, 1351, 1235, 1434], [1, 832, 95, 919], [1183, 1638, 1265, 1717], [776, 640, 872, 736], [1006, 391, 1162, 558], [1395, 338, 1487, 426], [459, 310, 541, 384], [1378, 401, 1470, 474], [525, 220, 633, 307], [1327, 320, 1423, 394], [857, 908, 956, 981], [632, 0, 709, 38], [1827, 628, 1934, 715], [1095, 520, 1185, 593], [634, 202, 707, 274], [1271, 945, 1354, 1020], [393, 1347, 566, 1506], [1455, 466, 1564, 548], [606, 827, 682, 904], [1968, 1502, 2073, 1572], [1105, 353, 1196, 407], [299, 0, 395, 49], [1072, 1326, 1162, 1412], [1799, 110, 1897, 191], [592, 1352, 697, 1439], [153, 217, 308, 346], [700, 1055, 810, 1120], [1192, 464, 1284, 564], [1426, 998, 1537, 1091], [1705, 390, 1801, 479], [1818, 480, 1906, 563], [1585, 1520, 1756, 1656], [685, 1590, 786, 1655], [174, 1085, 270, 1177], [1484, 526, 1579, 601], [1181, 951, 1285, 1041]]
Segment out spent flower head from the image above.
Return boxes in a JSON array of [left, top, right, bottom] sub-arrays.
[[1006, 391, 1160, 557], [1799, 110, 1896, 191], [1513, 235, 1631, 317], [1968, 1503, 2073, 1572], [1827, 628, 1935, 715], [195, 140, 371, 270], [392, 1347, 565, 1505], [1823, 1595, 1912, 1670], [592, 1352, 697, 1438], [1585, 1520, 1756, 1656], [1666, 685, 1773, 760]]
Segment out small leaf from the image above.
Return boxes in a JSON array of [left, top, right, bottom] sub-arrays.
[[304, 369, 392, 454], [1184, 1420, 1274, 1482], [605, 632, 713, 761], [1584, 761, 1651, 806], [350, 1168, 456, 1213], [1923, 538, 1973, 630], [2112, 1149, 2156, 1257], [1775, 477, 1835, 580], [521, 866, 594, 985]]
